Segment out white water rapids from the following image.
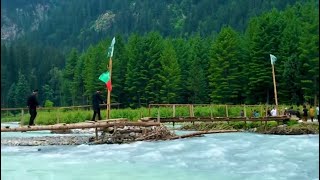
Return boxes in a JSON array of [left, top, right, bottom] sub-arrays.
[[1, 122, 319, 180]]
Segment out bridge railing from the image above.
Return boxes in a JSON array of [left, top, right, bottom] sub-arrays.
[[148, 104, 287, 118], [1, 103, 121, 126]]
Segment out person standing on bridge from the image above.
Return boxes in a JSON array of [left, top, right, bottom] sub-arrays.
[[271, 107, 277, 116], [316, 105, 319, 121], [92, 90, 105, 121], [302, 105, 308, 122], [309, 106, 315, 122], [27, 89, 39, 126]]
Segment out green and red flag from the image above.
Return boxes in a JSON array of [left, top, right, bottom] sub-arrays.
[[100, 37, 116, 92], [98, 71, 112, 91]]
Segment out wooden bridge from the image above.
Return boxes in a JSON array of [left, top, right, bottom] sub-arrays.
[[1, 103, 291, 136], [1, 116, 290, 132]]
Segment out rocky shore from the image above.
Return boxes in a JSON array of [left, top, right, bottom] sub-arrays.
[[255, 123, 319, 135], [1, 136, 91, 146], [1, 125, 176, 146], [180, 121, 319, 135]]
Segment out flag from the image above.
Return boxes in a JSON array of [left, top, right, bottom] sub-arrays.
[[99, 71, 112, 92], [106, 80, 112, 92], [107, 37, 116, 58], [270, 54, 277, 65], [98, 72, 110, 83]]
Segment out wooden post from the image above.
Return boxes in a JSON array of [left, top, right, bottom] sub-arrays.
[[271, 63, 278, 116], [225, 105, 228, 117], [107, 57, 113, 119], [189, 104, 192, 117], [157, 108, 160, 123], [56, 108, 60, 124], [20, 109, 24, 127], [173, 105, 176, 117], [95, 127, 98, 140], [244, 104, 247, 118], [210, 105, 213, 118], [260, 105, 263, 117], [192, 105, 195, 117], [148, 104, 151, 117]]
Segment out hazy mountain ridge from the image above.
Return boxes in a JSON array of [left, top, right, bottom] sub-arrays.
[[1, 0, 303, 49]]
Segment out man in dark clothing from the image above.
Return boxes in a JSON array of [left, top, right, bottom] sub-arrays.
[[27, 89, 39, 126], [302, 105, 308, 122], [296, 108, 301, 120], [92, 90, 104, 121]]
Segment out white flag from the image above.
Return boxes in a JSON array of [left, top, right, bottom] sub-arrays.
[[111, 37, 116, 57], [270, 54, 277, 65], [107, 37, 116, 57]]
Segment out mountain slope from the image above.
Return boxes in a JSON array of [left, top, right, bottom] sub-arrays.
[[1, 0, 303, 51]]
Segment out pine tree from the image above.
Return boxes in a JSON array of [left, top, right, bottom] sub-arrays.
[[159, 39, 181, 103], [124, 34, 148, 107], [297, 2, 319, 105], [15, 73, 31, 107], [186, 35, 209, 103], [48, 67, 64, 106], [7, 83, 17, 108], [278, 5, 303, 105], [172, 38, 191, 103], [64, 48, 79, 105], [208, 26, 244, 104], [245, 10, 284, 104], [144, 32, 164, 104]]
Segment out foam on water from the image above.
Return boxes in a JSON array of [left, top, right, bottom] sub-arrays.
[[1, 128, 319, 180]]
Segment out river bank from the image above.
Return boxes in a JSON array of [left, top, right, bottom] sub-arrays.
[[180, 121, 319, 135]]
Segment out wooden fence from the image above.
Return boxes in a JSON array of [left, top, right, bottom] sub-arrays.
[[148, 104, 286, 118], [1, 103, 121, 126]]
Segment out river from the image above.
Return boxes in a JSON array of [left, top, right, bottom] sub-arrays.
[[1, 122, 319, 180]]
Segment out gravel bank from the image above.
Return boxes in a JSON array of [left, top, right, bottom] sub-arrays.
[[1, 136, 93, 146]]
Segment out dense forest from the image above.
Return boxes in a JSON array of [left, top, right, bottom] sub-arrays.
[[1, 0, 319, 108]]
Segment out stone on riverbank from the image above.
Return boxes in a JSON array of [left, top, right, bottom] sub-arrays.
[[256, 123, 319, 135]]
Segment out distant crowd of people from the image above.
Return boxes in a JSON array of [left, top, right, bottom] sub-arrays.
[[239, 105, 319, 122]]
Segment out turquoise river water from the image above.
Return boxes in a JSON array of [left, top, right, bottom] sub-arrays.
[[1, 122, 319, 180]]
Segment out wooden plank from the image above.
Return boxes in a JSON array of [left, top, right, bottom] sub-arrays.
[[1, 121, 160, 132]]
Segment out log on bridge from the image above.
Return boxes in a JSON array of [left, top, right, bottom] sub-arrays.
[[1, 119, 160, 132], [168, 129, 239, 140]]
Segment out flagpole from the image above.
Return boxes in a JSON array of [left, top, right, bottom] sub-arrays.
[[107, 57, 112, 119], [105, 37, 115, 120], [271, 63, 278, 115]]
